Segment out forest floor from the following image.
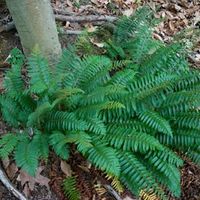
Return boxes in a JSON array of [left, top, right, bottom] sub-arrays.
[[0, 0, 200, 200]]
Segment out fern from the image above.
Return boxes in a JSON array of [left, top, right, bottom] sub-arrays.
[[0, 134, 18, 158], [49, 131, 70, 160], [118, 151, 167, 199], [140, 190, 159, 200], [0, 95, 21, 126], [7, 48, 25, 66], [85, 144, 120, 176], [28, 49, 52, 94], [46, 111, 88, 131], [187, 150, 200, 165], [32, 131, 49, 160], [63, 176, 80, 200], [3, 63, 24, 98], [104, 126, 163, 152], [15, 136, 39, 176], [138, 110, 172, 136]]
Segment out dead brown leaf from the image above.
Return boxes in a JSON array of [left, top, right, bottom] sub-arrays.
[[17, 166, 50, 196], [2, 158, 10, 169], [60, 160, 72, 177], [23, 184, 31, 197], [6, 163, 18, 179]]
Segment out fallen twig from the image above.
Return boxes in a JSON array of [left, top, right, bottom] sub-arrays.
[[104, 184, 122, 200], [55, 14, 117, 23], [0, 14, 117, 33], [59, 29, 83, 35], [0, 166, 27, 200]]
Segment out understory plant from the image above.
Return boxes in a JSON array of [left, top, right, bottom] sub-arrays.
[[0, 7, 200, 200]]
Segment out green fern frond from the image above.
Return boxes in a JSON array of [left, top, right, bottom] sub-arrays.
[[15, 136, 39, 176], [128, 73, 178, 101], [28, 50, 52, 94], [56, 48, 82, 88], [145, 154, 181, 188], [173, 71, 200, 91], [79, 85, 125, 106], [63, 176, 80, 200], [187, 150, 200, 165], [46, 111, 88, 131], [105, 40, 126, 59], [3, 63, 24, 98], [140, 43, 187, 74], [76, 101, 125, 118], [149, 168, 181, 198], [50, 130, 92, 156], [0, 95, 21, 127], [157, 133, 200, 149], [0, 134, 18, 158], [27, 102, 53, 127], [107, 119, 155, 134], [49, 131, 70, 160], [173, 111, 200, 129], [114, 6, 153, 42], [146, 148, 183, 167], [122, 25, 158, 63], [65, 131, 93, 151], [7, 48, 25, 66], [85, 117, 106, 135], [108, 69, 137, 86], [159, 90, 200, 116], [138, 110, 172, 136], [32, 131, 49, 160], [118, 151, 167, 200], [77, 55, 112, 92], [105, 126, 163, 152], [86, 144, 120, 176], [53, 87, 84, 99]]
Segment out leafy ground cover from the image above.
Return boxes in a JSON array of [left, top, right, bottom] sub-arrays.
[[0, 1, 200, 200]]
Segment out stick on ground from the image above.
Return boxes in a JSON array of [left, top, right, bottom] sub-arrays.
[[55, 14, 117, 23], [0, 166, 27, 200]]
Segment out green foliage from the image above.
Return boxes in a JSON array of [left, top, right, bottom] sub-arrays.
[[7, 48, 25, 66], [15, 135, 39, 176], [49, 131, 70, 160], [86, 144, 120, 176], [1, 7, 200, 200], [0, 134, 18, 158], [63, 176, 80, 200]]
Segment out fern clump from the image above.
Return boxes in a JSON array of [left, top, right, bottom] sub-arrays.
[[0, 7, 200, 200]]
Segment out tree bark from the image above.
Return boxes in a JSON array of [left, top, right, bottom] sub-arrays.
[[6, 0, 62, 62]]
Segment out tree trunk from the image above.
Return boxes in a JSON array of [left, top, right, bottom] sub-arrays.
[[6, 0, 62, 62]]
